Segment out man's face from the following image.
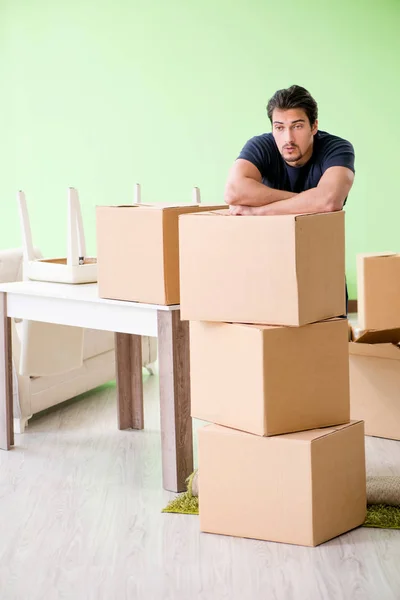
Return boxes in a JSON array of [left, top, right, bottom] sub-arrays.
[[271, 108, 318, 167]]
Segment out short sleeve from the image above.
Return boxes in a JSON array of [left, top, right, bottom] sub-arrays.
[[237, 135, 272, 178], [322, 137, 355, 174]]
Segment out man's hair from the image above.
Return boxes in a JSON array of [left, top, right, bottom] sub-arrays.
[[266, 85, 318, 126]]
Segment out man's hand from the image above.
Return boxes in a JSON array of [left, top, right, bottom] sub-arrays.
[[229, 205, 262, 216]]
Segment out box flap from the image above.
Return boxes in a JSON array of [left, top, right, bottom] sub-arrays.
[[180, 210, 345, 222], [98, 203, 226, 210], [354, 327, 400, 345], [179, 210, 298, 219], [96, 204, 154, 209], [96, 204, 138, 208], [349, 340, 400, 360], [205, 421, 361, 443], [356, 251, 398, 330], [357, 251, 396, 260], [234, 323, 281, 331], [236, 316, 345, 332], [294, 211, 345, 221], [127, 203, 201, 209], [277, 420, 361, 443], [179, 209, 230, 217]]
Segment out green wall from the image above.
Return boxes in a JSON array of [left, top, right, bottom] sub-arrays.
[[1, 0, 399, 298]]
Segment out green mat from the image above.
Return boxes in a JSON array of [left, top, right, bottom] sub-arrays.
[[163, 490, 199, 515], [163, 491, 200, 515], [163, 476, 400, 530], [163, 471, 199, 515], [364, 505, 400, 529]]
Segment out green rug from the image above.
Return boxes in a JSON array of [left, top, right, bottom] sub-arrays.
[[163, 490, 199, 515], [163, 471, 200, 515], [163, 483, 400, 530], [364, 505, 400, 529]]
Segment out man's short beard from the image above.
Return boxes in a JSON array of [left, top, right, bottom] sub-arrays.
[[284, 150, 303, 163]]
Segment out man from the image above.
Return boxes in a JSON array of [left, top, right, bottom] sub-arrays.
[[224, 84, 355, 311], [225, 85, 355, 216]]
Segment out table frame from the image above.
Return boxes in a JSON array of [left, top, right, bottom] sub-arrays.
[[0, 282, 193, 492]]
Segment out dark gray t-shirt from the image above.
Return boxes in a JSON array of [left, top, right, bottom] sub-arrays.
[[238, 130, 355, 195]]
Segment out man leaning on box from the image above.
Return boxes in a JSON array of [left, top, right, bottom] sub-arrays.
[[225, 85, 355, 312]]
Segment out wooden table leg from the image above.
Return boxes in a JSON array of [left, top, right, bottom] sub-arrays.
[[114, 333, 144, 430], [157, 310, 193, 492], [0, 293, 14, 450]]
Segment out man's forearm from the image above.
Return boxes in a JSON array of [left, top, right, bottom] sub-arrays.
[[251, 187, 336, 215], [224, 178, 296, 207]]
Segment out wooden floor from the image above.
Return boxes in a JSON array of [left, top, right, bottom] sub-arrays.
[[1, 374, 400, 600]]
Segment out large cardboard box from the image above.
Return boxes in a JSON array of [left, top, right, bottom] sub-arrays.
[[198, 421, 366, 547], [357, 252, 400, 330], [190, 318, 350, 436], [350, 327, 400, 440], [179, 210, 346, 326], [96, 203, 225, 304]]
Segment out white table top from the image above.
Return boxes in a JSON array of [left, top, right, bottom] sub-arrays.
[[0, 281, 180, 312]]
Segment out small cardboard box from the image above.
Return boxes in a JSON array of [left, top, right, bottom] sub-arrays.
[[350, 327, 400, 440], [179, 210, 346, 326], [190, 318, 350, 436], [357, 252, 400, 330], [198, 421, 366, 547], [96, 203, 225, 305]]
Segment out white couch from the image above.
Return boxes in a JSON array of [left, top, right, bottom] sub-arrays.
[[0, 248, 157, 433]]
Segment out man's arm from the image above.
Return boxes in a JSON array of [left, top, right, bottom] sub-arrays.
[[230, 167, 354, 216], [224, 159, 296, 207]]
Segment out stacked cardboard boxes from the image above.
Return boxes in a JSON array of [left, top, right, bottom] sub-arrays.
[[350, 252, 400, 440], [179, 209, 367, 547]]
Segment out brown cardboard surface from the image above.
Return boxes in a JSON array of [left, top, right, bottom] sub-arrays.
[[357, 252, 400, 330], [190, 318, 350, 436], [198, 421, 366, 547], [349, 341, 400, 361], [179, 211, 345, 326], [353, 327, 400, 345], [349, 324, 400, 361], [311, 423, 367, 546], [350, 345, 400, 439], [96, 203, 225, 304]]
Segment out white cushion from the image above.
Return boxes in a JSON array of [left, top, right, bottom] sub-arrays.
[[0, 248, 25, 283], [83, 329, 115, 360], [19, 320, 84, 377]]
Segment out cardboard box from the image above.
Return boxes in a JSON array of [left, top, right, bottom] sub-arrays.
[[190, 318, 350, 436], [357, 252, 400, 330], [96, 203, 225, 304], [350, 327, 400, 440], [198, 421, 366, 547], [179, 210, 346, 326]]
